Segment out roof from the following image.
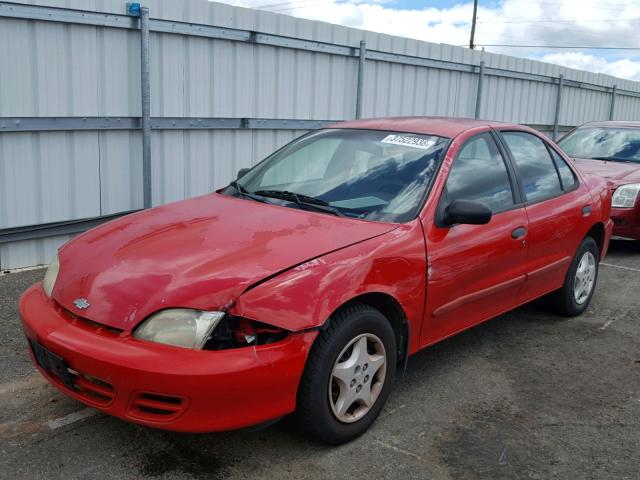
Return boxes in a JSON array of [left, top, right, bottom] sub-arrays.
[[329, 116, 518, 138], [579, 120, 640, 129]]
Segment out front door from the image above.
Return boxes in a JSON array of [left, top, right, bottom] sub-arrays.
[[422, 132, 528, 346]]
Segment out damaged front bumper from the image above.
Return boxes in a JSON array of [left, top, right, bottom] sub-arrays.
[[19, 284, 318, 432]]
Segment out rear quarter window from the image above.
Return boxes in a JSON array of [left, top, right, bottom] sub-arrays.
[[549, 148, 578, 191]]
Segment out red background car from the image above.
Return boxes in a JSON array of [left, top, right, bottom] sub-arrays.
[[559, 121, 640, 241], [20, 117, 612, 444]]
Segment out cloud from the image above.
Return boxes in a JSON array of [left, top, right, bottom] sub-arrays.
[[539, 52, 640, 81], [215, 0, 640, 81]]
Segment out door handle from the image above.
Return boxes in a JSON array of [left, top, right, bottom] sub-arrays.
[[511, 226, 527, 239]]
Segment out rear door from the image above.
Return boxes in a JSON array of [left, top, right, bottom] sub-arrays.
[[422, 132, 529, 345], [497, 130, 594, 302]]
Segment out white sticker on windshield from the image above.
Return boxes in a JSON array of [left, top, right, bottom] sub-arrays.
[[381, 134, 436, 150]]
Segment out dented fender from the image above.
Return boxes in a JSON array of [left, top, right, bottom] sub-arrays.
[[232, 219, 428, 355]]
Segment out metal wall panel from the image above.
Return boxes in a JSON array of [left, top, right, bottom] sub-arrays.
[[98, 27, 141, 117], [149, 129, 304, 206], [99, 130, 143, 215], [0, 234, 72, 270], [0, 131, 101, 229], [562, 88, 611, 125], [0, 18, 99, 116], [616, 95, 640, 121], [2, 0, 640, 268]]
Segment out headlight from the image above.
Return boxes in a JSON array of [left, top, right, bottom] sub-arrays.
[[133, 309, 225, 349], [42, 253, 60, 297], [612, 184, 640, 208]]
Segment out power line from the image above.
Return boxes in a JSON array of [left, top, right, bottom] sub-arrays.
[[473, 44, 640, 50], [252, 0, 332, 10], [499, 0, 640, 10], [256, 0, 640, 12], [250, 0, 640, 35], [255, 0, 639, 16], [270, 1, 339, 12], [478, 25, 640, 41], [251, 0, 304, 9], [477, 18, 640, 24]]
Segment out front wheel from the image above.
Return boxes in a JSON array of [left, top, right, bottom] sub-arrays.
[[551, 236, 600, 317], [297, 303, 397, 445]]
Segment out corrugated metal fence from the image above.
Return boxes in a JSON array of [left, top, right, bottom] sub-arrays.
[[2, 0, 640, 269]]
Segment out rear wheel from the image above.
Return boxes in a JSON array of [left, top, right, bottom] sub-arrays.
[[297, 303, 397, 445], [551, 236, 599, 317]]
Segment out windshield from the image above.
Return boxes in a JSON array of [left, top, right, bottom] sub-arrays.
[[225, 128, 449, 223], [559, 127, 640, 163]]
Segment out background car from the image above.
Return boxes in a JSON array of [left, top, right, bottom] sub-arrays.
[[559, 121, 640, 241], [20, 117, 612, 445]]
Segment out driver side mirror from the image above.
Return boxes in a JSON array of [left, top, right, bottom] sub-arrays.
[[237, 168, 250, 180], [443, 200, 492, 226]]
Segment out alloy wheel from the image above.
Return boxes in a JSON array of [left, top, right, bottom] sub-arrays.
[[328, 333, 387, 423], [574, 251, 596, 305]]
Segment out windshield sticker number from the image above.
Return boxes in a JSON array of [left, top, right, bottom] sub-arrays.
[[381, 134, 436, 150]]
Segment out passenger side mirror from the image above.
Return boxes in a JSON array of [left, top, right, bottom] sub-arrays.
[[443, 200, 492, 226], [237, 168, 250, 180]]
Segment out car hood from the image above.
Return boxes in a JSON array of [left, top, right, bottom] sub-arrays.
[[573, 158, 640, 188], [53, 193, 397, 331]]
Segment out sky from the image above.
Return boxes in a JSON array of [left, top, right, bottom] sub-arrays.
[[210, 0, 640, 82]]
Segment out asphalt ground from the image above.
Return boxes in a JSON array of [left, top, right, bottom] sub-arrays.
[[1, 239, 639, 480]]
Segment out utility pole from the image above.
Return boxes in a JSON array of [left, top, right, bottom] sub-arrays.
[[469, 0, 478, 49]]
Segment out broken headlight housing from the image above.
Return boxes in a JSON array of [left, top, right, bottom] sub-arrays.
[[204, 315, 289, 350], [134, 309, 289, 351], [133, 309, 225, 349]]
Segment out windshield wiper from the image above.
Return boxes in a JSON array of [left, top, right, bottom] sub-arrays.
[[588, 156, 635, 163], [253, 189, 345, 217], [254, 190, 329, 205], [229, 181, 272, 204]]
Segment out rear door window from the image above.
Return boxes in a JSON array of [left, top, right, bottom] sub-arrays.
[[501, 131, 563, 203]]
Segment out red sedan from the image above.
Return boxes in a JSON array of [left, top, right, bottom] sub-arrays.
[[20, 117, 612, 445], [559, 121, 640, 241]]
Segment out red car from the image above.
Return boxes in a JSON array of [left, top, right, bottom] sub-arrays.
[[558, 121, 640, 241], [20, 117, 612, 445]]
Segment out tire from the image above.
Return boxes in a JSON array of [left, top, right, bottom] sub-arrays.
[[551, 236, 600, 317], [297, 303, 397, 445]]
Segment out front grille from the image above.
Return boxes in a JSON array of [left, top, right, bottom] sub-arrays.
[[128, 392, 187, 421], [62, 307, 123, 335]]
